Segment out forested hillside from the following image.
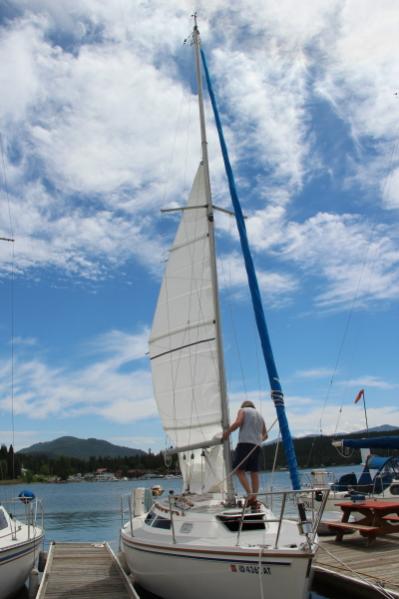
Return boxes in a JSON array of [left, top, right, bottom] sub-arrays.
[[1, 428, 398, 482]]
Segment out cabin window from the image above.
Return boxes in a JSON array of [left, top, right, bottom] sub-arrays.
[[390, 484, 399, 496], [145, 511, 156, 525], [152, 515, 171, 530], [0, 509, 8, 530]]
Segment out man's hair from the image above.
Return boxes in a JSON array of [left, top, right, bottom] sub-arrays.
[[241, 400, 256, 409]]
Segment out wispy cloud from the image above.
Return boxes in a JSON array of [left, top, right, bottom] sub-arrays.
[[296, 368, 334, 380], [108, 435, 160, 451], [0, 328, 155, 423], [274, 213, 399, 310], [338, 376, 397, 391], [218, 251, 298, 306]]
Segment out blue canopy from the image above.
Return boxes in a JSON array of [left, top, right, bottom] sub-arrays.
[[341, 436, 399, 450], [366, 455, 392, 470]]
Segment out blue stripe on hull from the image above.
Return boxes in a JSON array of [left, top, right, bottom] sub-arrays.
[[122, 538, 291, 566], [0, 537, 43, 565]]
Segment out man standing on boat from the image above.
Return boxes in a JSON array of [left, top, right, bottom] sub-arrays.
[[223, 400, 267, 507]]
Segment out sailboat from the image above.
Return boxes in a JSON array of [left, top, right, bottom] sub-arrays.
[[121, 18, 325, 599], [0, 493, 44, 599], [328, 436, 399, 504]]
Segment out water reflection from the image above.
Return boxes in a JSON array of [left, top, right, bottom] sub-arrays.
[[45, 509, 120, 529]]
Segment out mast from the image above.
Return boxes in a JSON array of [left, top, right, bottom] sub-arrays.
[[192, 16, 235, 502], [200, 48, 302, 491]]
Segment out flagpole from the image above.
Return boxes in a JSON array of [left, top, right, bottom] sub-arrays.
[[362, 391, 369, 435]]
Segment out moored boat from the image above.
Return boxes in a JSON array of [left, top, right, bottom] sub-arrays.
[[0, 494, 44, 599], [121, 16, 326, 599], [302, 436, 399, 512]]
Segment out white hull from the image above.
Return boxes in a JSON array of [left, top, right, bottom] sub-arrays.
[[122, 533, 312, 599], [120, 492, 321, 599], [122, 535, 311, 599], [0, 533, 44, 599]]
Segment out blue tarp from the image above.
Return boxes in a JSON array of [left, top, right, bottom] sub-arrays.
[[357, 466, 373, 486], [366, 455, 391, 470]]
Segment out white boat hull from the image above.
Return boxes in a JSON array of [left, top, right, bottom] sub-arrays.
[[0, 534, 44, 599], [121, 532, 312, 599]]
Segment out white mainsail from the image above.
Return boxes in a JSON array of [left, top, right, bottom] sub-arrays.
[[149, 163, 225, 493]]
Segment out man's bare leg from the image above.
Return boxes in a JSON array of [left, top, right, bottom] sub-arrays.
[[250, 471, 259, 495], [236, 469, 251, 496], [249, 472, 260, 505]]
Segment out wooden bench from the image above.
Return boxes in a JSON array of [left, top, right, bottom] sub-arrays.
[[324, 521, 379, 534], [323, 521, 380, 544], [382, 514, 399, 522]]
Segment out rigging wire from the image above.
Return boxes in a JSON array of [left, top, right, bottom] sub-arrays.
[[0, 132, 16, 479], [314, 123, 399, 457], [332, 122, 399, 440], [308, 236, 379, 466], [218, 243, 249, 400]]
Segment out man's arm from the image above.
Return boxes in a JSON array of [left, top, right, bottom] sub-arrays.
[[222, 409, 245, 440], [261, 421, 268, 441]]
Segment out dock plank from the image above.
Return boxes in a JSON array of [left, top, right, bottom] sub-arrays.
[[37, 542, 139, 599], [314, 534, 399, 597]]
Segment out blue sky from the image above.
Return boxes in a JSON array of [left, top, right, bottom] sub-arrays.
[[0, 1, 399, 453]]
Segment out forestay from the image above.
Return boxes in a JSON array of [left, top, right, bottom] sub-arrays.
[[149, 164, 225, 494]]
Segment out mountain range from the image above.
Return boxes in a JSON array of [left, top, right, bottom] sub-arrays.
[[17, 425, 399, 461], [18, 436, 145, 460]]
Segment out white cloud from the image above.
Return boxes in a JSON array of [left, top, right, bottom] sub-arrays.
[[226, 387, 399, 441], [218, 251, 298, 306], [210, 46, 308, 193], [382, 167, 399, 210], [1, 1, 399, 310], [301, 404, 399, 438], [338, 376, 397, 391], [108, 435, 161, 451], [296, 368, 334, 380], [276, 212, 399, 309], [0, 16, 45, 122], [0, 429, 67, 451], [316, 1, 399, 141], [0, 328, 156, 423], [314, 1, 399, 204]]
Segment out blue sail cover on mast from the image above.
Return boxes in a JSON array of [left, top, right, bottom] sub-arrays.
[[201, 49, 301, 490]]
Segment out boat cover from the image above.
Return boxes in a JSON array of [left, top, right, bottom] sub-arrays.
[[341, 436, 399, 450]]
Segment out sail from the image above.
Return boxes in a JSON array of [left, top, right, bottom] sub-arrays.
[[149, 164, 225, 494]]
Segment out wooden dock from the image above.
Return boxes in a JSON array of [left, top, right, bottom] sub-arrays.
[[314, 534, 399, 598], [36, 536, 399, 599], [36, 542, 139, 599]]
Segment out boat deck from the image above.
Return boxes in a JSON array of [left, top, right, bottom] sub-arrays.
[[314, 533, 399, 598], [37, 542, 139, 599]]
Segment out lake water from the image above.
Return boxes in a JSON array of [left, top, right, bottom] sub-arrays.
[[2, 465, 363, 599]]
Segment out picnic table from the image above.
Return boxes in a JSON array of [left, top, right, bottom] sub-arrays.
[[324, 500, 399, 544]]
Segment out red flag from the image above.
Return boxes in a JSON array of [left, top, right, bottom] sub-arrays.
[[354, 389, 364, 403]]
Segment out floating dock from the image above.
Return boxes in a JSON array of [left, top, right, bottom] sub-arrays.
[[314, 534, 399, 598], [36, 542, 139, 599]]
